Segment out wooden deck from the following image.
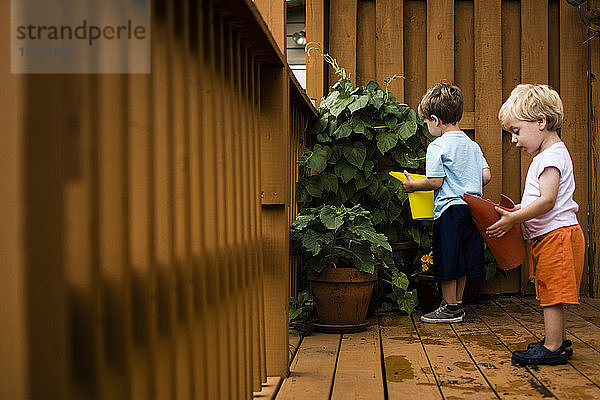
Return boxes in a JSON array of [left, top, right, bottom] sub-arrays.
[[272, 296, 600, 400]]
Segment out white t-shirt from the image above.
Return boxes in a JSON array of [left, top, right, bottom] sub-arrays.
[[522, 141, 579, 238]]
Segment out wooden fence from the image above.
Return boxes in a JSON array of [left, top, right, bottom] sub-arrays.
[[307, 0, 599, 296], [0, 0, 316, 399]]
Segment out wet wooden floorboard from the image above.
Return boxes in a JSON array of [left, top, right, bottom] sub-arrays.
[[275, 296, 600, 400]]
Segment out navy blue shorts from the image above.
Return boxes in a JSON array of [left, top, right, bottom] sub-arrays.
[[433, 205, 484, 281]]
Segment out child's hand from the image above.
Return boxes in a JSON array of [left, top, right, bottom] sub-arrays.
[[486, 207, 516, 238], [401, 170, 416, 193]]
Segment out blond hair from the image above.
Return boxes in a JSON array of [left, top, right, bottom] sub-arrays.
[[498, 84, 563, 131], [418, 83, 463, 124]]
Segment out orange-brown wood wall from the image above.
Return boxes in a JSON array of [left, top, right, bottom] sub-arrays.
[[307, 0, 598, 296], [0, 0, 316, 399]]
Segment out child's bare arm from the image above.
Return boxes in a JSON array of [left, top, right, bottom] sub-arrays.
[[483, 168, 492, 186], [401, 170, 443, 193], [486, 167, 559, 238]]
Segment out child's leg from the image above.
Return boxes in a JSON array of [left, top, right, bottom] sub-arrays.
[[543, 304, 565, 351], [456, 276, 466, 302], [441, 280, 457, 304]]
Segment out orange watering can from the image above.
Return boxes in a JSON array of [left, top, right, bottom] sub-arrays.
[[460, 193, 526, 271]]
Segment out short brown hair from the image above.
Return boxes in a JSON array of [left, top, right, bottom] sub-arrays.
[[418, 83, 463, 124]]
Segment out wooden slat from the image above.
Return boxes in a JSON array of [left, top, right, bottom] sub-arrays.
[[496, 297, 600, 389], [260, 63, 291, 376], [454, 0, 474, 113], [331, 324, 384, 400], [276, 333, 340, 399], [475, 0, 502, 201], [560, 1, 590, 295], [190, 2, 210, 397], [170, 1, 194, 398], [200, 3, 225, 398], [426, 0, 454, 86], [306, 0, 325, 107], [480, 298, 600, 398], [501, 0, 522, 203], [415, 312, 497, 399], [520, 0, 548, 220], [375, 0, 404, 101], [329, 0, 357, 87], [590, 5, 600, 298], [403, 0, 427, 109], [128, 70, 154, 400], [580, 297, 600, 309], [379, 314, 441, 399], [0, 1, 26, 397], [253, 0, 286, 55], [152, 10, 176, 399], [356, 1, 376, 87], [98, 73, 133, 400], [453, 309, 558, 399]]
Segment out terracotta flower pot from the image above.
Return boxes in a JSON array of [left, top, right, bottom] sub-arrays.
[[308, 267, 378, 333], [416, 273, 442, 313]]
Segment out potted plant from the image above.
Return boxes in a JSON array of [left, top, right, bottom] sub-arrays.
[[295, 46, 433, 314], [290, 204, 392, 332]]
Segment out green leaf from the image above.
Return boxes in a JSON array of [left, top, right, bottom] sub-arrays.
[[350, 118, 367, 135], [354, 173, 370, 190], [299, 229, 324, 255], [349, 245, 376, 273], [295, 182, 311, 204], [396, 120, 418, 142], [343, 142, 367, 168], [339, 182, 356, 203], [289, 307, 303, 322], [348, 94, 369, 114], [321, 173, 339, 193], [320, 90, 339, 110], [391, 270, 409, 290], [376, 131, 399, 155], [304, 175, 324, 198], [306, 144, 332, 173], [369, 91, 385, 109], [291, 213, 316, 231], [309, 114, 329, 135], [319, 205, 345, 230], [333, 120, 352, 139], [366, 81, 379, 92], [397, 290, 418, 314], [363, 160, 375, 176], [334, 160, 358, 183], [329, 94, 355, 117]]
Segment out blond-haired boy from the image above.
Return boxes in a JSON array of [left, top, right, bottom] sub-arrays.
[[488, 84, 584, 366]]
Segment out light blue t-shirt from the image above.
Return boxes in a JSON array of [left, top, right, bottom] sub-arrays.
[[426, 131, 489, 219]]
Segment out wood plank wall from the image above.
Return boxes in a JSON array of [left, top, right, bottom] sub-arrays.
[[0, 0, 317, 399], [306, 0, 594, 295]]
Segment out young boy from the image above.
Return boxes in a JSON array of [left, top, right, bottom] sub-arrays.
[[402, 83, 492, 323], [487, 84, 584, 366]]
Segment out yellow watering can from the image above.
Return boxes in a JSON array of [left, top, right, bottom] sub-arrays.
[[389, 171, 434, 220]]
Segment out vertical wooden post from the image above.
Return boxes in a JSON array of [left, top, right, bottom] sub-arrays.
[[590, 18, 600, 297], [560, 1, 590, 294], [376, 0, 404, 101], [357, 1, 376, 86], [306, 0, 326, 107], [329, 0, 357, 86], [426, 0, 454, 86], [260, 64, 290, 377], [254, 0, 287, 56]]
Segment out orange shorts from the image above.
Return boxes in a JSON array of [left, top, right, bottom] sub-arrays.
[[529, 224, 585, 307]]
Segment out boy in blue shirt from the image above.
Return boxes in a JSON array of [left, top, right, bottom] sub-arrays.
[[402, 83, 492, 323]]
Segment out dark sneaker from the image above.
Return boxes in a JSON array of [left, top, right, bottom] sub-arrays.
[[512, 342, 571, 366], [440, 300, 466, 319], [421, 303, 464, 323], [527, 338, 572, 350]]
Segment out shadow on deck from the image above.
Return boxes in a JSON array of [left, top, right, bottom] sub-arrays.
[[267, 295, 600, 399]]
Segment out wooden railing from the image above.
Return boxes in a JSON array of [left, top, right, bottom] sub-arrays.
[[0, 0, 317, 399]]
